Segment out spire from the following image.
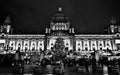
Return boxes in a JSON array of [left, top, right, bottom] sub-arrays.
[[58, 7, 62, 12], [3, 16, 12, 34], [57, 7, 63, 13], [5, 16, 11, 24]]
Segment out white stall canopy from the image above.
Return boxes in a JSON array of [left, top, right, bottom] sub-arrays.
[[0, 39, 5, 43]]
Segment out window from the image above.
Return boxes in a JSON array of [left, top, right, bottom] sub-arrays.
[[100, 47, 102, 51], [51, 43, 53, 46], [25, 47, 27, 52], [39, 48, 42, 51], [32, 47, 35, 51], [85, 47, 88, 51], [51, 47, 53, 50], [78, 48, 80, 51], [66, 43, 68, 45], [78, 43, 80, 46], [11, 43, 13, 46], [18, 44, 21, 50], [11, 47, 13, 50], [25, 43, 28, 47], [40, 43, 42, 46]]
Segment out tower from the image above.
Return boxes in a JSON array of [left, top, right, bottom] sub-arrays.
[[109, 17, 117, 34], [0, 16, 13, 34]]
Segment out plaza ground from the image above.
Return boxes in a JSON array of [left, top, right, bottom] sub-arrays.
[[0, 64, 119, 75]]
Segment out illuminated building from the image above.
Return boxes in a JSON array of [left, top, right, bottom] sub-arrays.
[[0, 7, 120, 55]]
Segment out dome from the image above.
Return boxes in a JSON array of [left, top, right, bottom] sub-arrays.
[[50, 7, 70, 31], [51, 7, 69, 23]]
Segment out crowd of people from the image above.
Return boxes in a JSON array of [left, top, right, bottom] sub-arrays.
[[39, 51, 120, 73], [1, 49, 120, 73]]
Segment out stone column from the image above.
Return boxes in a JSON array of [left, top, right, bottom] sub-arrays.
[[73, 36, 76, 51]]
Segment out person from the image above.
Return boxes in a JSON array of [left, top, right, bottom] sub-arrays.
[[15, 49, 21, 65], [85, 58, 89, 72], [40, 50, 44, 62], [60, 60, 65, 73]]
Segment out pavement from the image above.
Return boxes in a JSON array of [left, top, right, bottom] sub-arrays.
[[0, 65, 119, 75]]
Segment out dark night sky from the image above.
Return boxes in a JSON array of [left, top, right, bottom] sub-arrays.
[[0, 0, 120, 34]]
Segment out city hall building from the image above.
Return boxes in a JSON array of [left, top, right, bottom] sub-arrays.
[[0, 7, 120, 55]]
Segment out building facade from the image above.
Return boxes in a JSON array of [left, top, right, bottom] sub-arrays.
[[0, 7, 120, 55]]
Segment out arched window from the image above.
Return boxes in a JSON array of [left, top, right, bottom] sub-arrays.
[[106, 43, 110, 50], [66, 43, 68, 45], [32, 44, 35, 51], [85, 47, 88, 51], [11, 43, 13, 50], [18, 43, 21, 50], [39, 48, 42, 51], [51, 43, 54, 46], [78, 43, 80, 46], [92, 44, 95, 47], [99, 43, 102, 50], [78, 48, 80, 51], [51, 47, 53, 50], [40, 43, 42, 46], [99, 47, 102, 51], [25, 43, 28, 52], [93, 48, 96, 52], [25, 47, 27, 52]]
